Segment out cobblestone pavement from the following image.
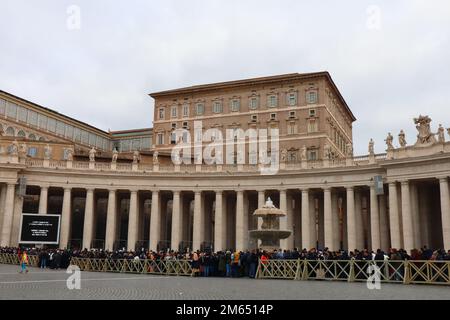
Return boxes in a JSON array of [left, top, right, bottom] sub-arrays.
[[0, 264, 448, 300]]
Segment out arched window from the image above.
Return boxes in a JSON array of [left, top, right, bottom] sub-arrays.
[[28, 133, 37, 140], [17, 130, 26, 138], [5, 127, 15, 136], [39, 136, 46, 142]]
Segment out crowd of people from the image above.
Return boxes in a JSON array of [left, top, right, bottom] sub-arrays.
[[1, 246, 449, 277]]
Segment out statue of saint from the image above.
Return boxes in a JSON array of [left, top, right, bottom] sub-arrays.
[[398, 130, 407, 147], [301, 145, 307, 161], [346, 143, 353, 158], [385, 133, 394, 150], [112, 148, 118, 163], [44, 144, 52, 159], [280, 149, 287, 163], [323, 143, 331, 160], [9, 140, 19, 156], [414, 115, 436, 146], [66, 148, 74, 161], [133, 150, 140, 164], [89, 147, 96, 162], [368, 138, 375, 155], [437, 124, 445, 143], [153, 151, 159, 165]]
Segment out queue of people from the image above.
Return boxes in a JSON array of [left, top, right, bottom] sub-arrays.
[[1, 246, 449, 278]]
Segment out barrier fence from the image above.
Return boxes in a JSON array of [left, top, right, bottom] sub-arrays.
[[0, 253, 40, 267], [1, 254, 449, 285], [256, 259, 450, 285]]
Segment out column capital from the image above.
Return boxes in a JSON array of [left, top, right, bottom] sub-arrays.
[[40, 185, 50, 190], [438, 176, 449, 183], [173, 190, 181, 196], [300, 188, 309, 193], [214, 190, 223, 195], [346, 186, 354, 191], [323, 186, 332, 191], [400, 180, 410, 186], [108, 188, 117, 193], [63, 186, 72, 192], [129, 189, 138, 194], [388, 181, 398, 187], [86, 188, 95, 193]]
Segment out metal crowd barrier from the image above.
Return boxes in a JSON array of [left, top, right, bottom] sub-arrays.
[[69, 257, 193, 276], [256, 259, 450, 285], [0, 253, 40, 267], [1, 253, 448, 285]]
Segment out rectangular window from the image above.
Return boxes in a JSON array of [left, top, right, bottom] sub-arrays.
[[289, 111, 296, 118], [28, 110, 38, 126], [6, 102, 17, 119], [213, 101, 222, 113], [308, 150, 317, 161], [287, 92, 297, 106], [268, 95, 277, 108], [308, 119, 318, 132], [288, 123, 297, 135], [47, 118, 56, 132], [159, 108, 165, 120], [230, 99, 240, 112], [18, 106, 27, 122], [251, 115, 257, 122], [182, 121, 188, 129], [170, 132, 177, 144], [73, 127, 81, 142], [182, 104, 189, 117], [196, 103, 204, 115], [307, 91, 318, 104], [81, 130, 89, 144], [0, 99, 6, 115], [56, 121, 65, 136], [65, 125, 74, 139], [157, 133, 164, 145], [132, 139, 140, 150], [141, 137, 151, 149], [171, 106, 177, 118], [38, 114, 48, 130], [270, 113, 276, 120], [27, 147, 38, 158], [309, 109, 316, 117], [88, 133, 96, 146], [249, 97, 258, 110], [121, 139, 131, 152]]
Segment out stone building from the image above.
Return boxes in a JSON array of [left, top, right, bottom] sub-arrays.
[[0, 72, 449, 253]]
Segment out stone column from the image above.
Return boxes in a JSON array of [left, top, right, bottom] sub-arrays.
[[400, 181, 414, 252], [370, 185, 381, 250], [149, 190, 160, 251], [105, 189, 117, 251], [38, 185, 49, 214], [59, 187, 72, 249], [10, 193, 24, 247], [301, 189, 311, 249], [214, 190, 224, 252], [388, 182, 401, 249], [331, 192, 340, 250], [235, 190, 246, 251], [279, 189, 288, 250], [355, 190, 364, 250], [418, 186, 430, 247], [323, 187, 334, 251], [171, 191, 182, 251], [0, 184, 16, 247], [127, 190, 138, 251], [346, 186, 356, 252], [192, 191, 203, 251], [0, 185, 7, 235], [439, 177, 450, 251], [379, 194, 390, 252], [257, 190, 265, 247], [82, 188, 95, 249], [410, 184, 421, 249]]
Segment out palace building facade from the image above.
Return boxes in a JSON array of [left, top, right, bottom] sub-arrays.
[[0, 72, 449, 252]]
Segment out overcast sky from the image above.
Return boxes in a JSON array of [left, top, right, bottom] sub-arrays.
[[1, 0, 449, 155]]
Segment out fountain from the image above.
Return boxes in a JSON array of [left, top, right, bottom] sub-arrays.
[[249, 197, 292, 250]]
